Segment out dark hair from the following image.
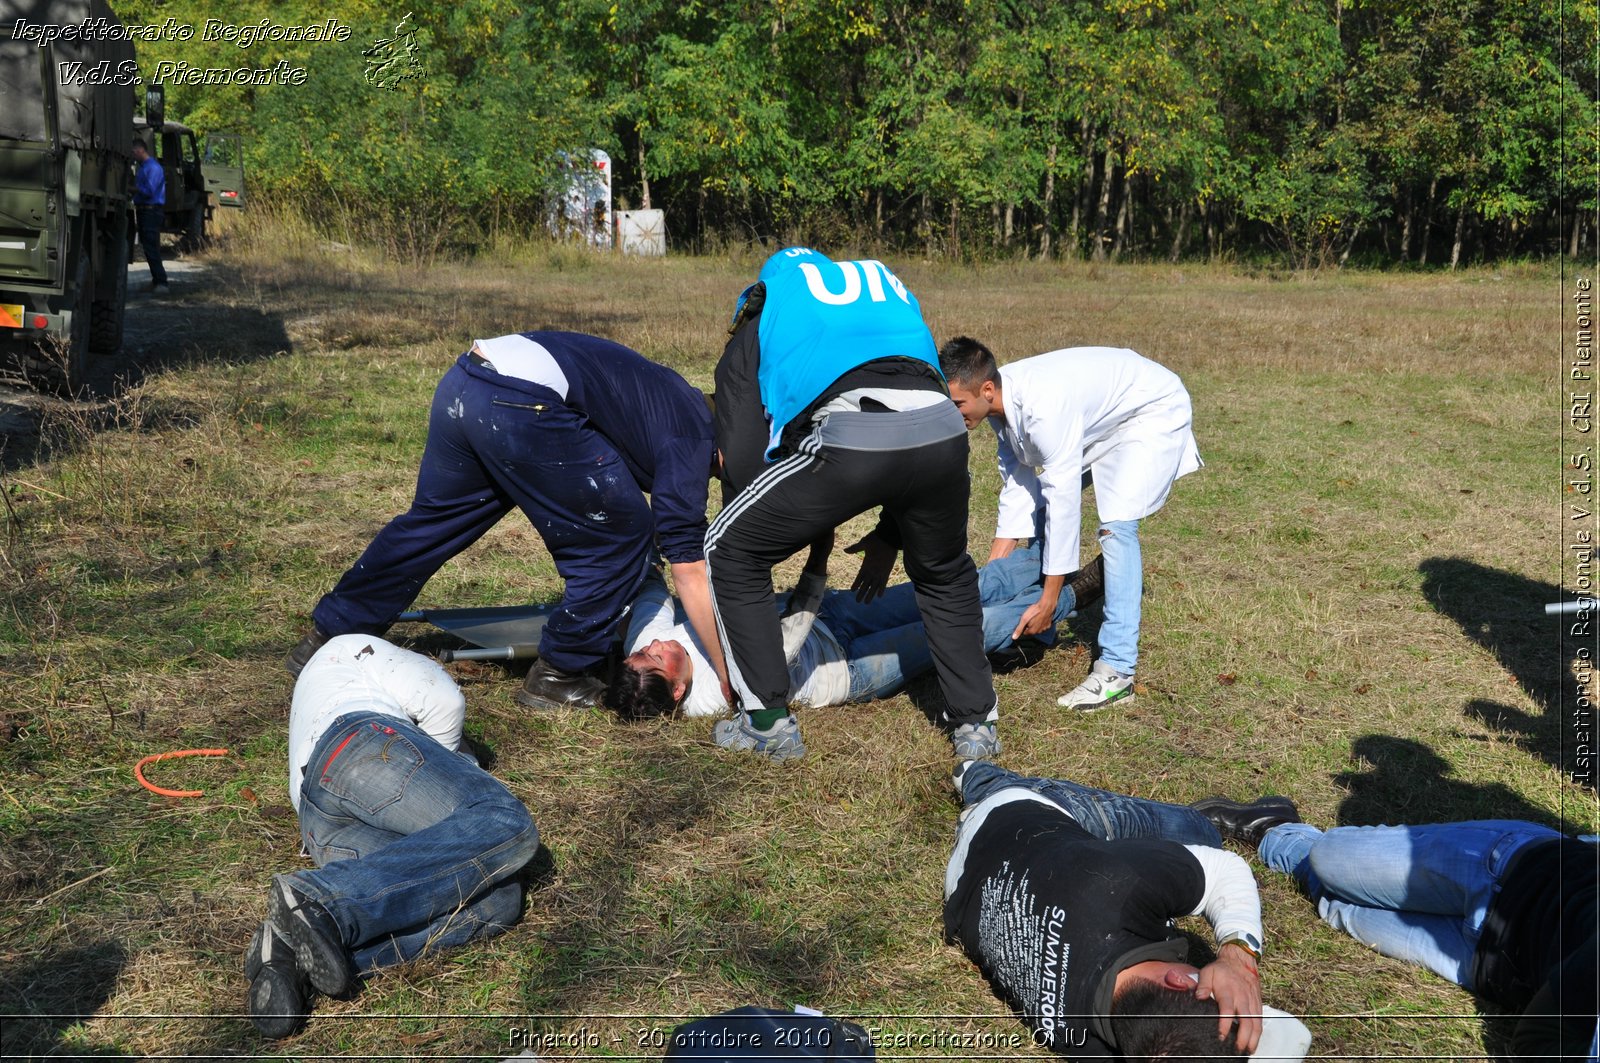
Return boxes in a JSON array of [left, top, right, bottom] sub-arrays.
[[729, 282, 766, 336], [1110, 981, 1245, 1062], [938, 336, 1000, 388], [603, 659, 679, 720]]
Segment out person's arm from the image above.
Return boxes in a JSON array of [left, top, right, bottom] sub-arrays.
[[1010, 572, 1066, 640], [994, 424, 1045, 544], [1184, 844, 1265, 1054], [714, 306, 769, 500], [669, 559, 730, 702]]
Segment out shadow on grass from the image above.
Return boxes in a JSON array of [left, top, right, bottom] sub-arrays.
[[1334, 735, 1559, 827], [1418, 557, 1586, 785], [0, 941, 127, 1058]]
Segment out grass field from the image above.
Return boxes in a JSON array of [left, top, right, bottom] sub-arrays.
[[0, 227, 1592, 1061]]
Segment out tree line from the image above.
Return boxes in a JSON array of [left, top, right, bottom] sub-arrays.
[[112, 0, 1597, 265]]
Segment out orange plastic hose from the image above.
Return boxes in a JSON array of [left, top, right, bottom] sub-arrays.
[[134, 748, 230, 798]]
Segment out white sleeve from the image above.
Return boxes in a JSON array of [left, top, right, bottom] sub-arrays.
[[994, 425, 1045, 541], [375, 643, 466, 754], [1182, 845, 1265, 948], [1032, 410, 1086, 576], [780, 570, 827, 662], [623, 570, 678, 652]]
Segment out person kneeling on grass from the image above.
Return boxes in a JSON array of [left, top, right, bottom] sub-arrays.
[[945, 762, 1310, 1060], [604, 536, 1104, 731], [1245, 814, 1599, 1060], [246, 635, 539, 1038]]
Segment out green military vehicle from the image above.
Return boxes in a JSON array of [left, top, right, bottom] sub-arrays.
[[134, 85, 212, 252], [204, 131, 246, 211], [0, 0, 136, 394]]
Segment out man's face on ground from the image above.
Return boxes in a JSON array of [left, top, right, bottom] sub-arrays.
[[947, 379, 996, 429], [624, 638, 692, 695]]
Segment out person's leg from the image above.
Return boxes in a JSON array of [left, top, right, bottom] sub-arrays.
[[974, 544, 1079, 654], [350, 879, 524, 971], [886, 433, 996, 727], [1259, 821, 1559, 988], [958, 762, 1219, 845], [472, 385, 654, 674], [1094, 518, 1142, 676], [312, 364, 513, 637], [288, 713, 539, 968], [139, 208, 167, 286]]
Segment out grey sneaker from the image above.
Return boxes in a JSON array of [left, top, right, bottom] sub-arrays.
[[712, 713, 806, 761], [1058, 660, 1135, 711], [950, 722, 1000, 760]]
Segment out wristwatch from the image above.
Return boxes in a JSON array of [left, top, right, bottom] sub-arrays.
[[1218, 931, 1262, 966]]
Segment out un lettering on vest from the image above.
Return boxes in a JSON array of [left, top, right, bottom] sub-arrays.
[[796, 260, 912, 306]]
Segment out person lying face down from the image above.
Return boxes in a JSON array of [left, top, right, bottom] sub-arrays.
[[604, 537, 1105, 723]]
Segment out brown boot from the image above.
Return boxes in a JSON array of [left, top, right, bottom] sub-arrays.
[[1069, 554, 1106, 611], [284, 626, 333, 678]]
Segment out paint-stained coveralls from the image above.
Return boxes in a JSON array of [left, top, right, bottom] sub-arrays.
[[310, 331, 713, 674]]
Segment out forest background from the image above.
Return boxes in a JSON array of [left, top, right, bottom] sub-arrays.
[[114, 0, 1599, 268]]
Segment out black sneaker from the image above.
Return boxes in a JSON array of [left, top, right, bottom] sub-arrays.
[[244, 920, 310, 1038], [1190, 795, 1301, 848], [1069, 554, 1106, 612], [516, 659, 607, 709], [284, 626, 333, 678], [268, 876, 355, 997]]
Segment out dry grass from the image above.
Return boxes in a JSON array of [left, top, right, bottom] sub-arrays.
[[0, 235, 1590, 1060]]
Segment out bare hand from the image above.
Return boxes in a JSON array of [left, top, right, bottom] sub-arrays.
[[1010, 597, 1058, 641], [988, 537, 1021, 562], [1195, 949, 1262, 1054], [844, 532, 897, 603]]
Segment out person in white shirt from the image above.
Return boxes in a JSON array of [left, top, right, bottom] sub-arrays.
[[246, 636, 538, 1038], [604, 536, 1104, 723], [938, 338, 1201, 712]]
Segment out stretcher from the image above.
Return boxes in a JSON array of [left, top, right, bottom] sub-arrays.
[[395, 605, 553, 662]]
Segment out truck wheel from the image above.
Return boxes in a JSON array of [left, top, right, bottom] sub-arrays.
[[35, 249, 93, 396], [91, 221, 129, 353], [180, 203, 207, 253]]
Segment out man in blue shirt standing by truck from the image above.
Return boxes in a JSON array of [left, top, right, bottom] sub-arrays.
[[285, 331, 728, 710], [131, 139, 168, 293]]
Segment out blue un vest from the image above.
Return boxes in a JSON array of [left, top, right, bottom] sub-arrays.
[[744, 247, 940, 459]]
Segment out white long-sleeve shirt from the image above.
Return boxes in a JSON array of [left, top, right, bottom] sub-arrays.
[[288, 635, 468, 811], [992, 346, 1201, 576]]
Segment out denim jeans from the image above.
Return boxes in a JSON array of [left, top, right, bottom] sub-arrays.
[[1096, 519, 1141, 675], [293, 711, 539, 973], [816, 544, 1079, 700], [1258, 821, 1562, 991], [958, 761, 1222, 846]]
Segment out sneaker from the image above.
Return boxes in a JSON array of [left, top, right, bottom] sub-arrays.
[[1058, 660, 1135, 712], [949, 722, 1000, 760], [711, 713, 806, 761], [244, 920, 311, 1038], [1069, 554, 1106, 612], [268, 876, 354, 997], [1189, 795, 1301, 848], [516, 659, 608, 710], [284, 626, 333, 678]]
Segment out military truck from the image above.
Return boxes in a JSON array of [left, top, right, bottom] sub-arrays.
[[0, 0, 135, 394], [203, 132, 245, 211]]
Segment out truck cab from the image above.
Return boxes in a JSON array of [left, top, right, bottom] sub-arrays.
[[132, 116, 210, 251]]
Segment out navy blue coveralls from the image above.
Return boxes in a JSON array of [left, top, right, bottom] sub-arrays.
[[311, 332, 714, 674]]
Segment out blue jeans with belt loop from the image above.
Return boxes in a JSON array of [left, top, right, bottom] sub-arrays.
[[290, 711, 539, 973], [1258, 820, 1560, 990], [958, 761, 1222, 846]]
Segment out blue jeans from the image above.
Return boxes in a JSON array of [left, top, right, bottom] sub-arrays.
[[1258, 821, 1561, 991], [1097, 519, 1141, 675], [816, 544, 1079, 700], [958, 761, 1222, 846], [293, 711, 539, 973]]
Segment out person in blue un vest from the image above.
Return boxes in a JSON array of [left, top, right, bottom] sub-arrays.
[[706, 248, 997, 761], [285, 331, 728, 709]]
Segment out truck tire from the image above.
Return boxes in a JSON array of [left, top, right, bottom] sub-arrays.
[[180, 202, 207, 253], [90, 219, 128, 353], [35, 248, 93, 396]]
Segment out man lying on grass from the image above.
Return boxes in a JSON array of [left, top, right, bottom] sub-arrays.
[[1250, 813, 1598, 1059], [247, 636, 539, 1038], [603, 535, 1104, 735], [945, 762, 1309, 1061]]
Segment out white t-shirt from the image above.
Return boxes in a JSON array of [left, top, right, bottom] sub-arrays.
[[622, 573, 852, 716], [288, 635, 468, 811]]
